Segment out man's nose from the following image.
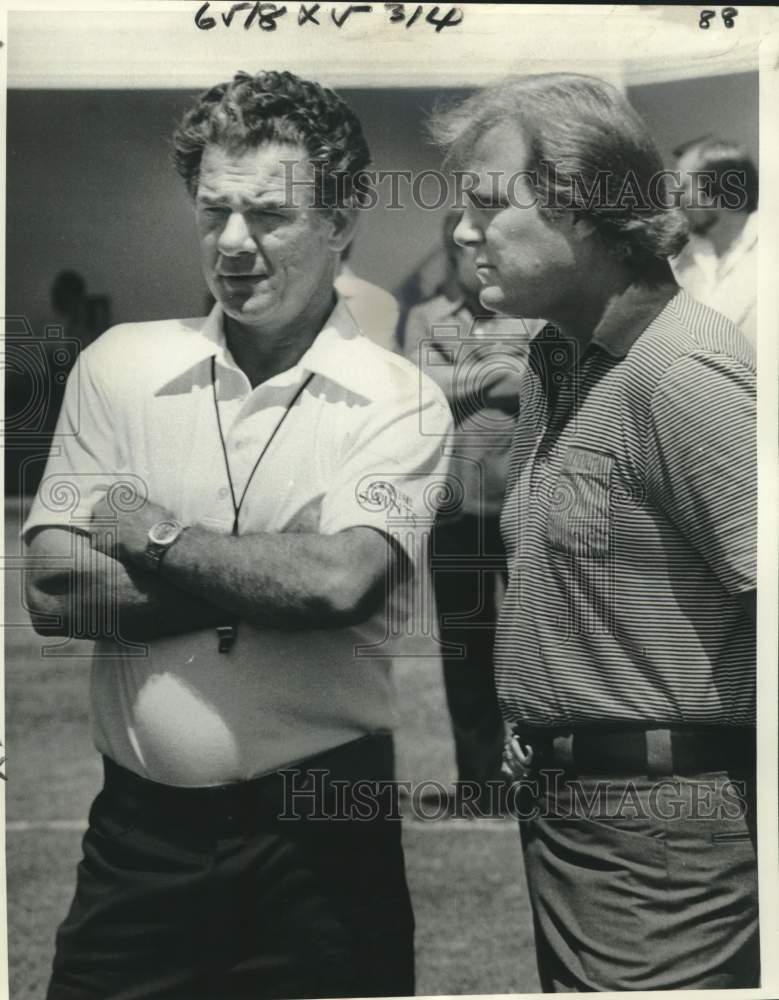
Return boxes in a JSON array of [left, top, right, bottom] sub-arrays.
[[453, 207, 482, 248], [217, 212, 256, 256]]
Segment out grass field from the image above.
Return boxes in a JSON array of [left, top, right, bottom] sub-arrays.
[[3, 499, 539, 998]]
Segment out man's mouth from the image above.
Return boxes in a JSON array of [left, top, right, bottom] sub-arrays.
[[218, 273, 268, 290]]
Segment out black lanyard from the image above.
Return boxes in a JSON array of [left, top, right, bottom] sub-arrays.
[[210, 355, 315, 650]]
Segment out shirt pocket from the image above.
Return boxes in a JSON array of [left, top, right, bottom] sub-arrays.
[[546, 447, 614, 559]]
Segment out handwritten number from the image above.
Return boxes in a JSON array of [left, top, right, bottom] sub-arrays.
[[426, 5, 463, 31], [256, 3, 287, 29], [194, 1, 216, 29], [699, 7, 738, 30], [385, 3, 405, 23], [196, 0, 461, 31]]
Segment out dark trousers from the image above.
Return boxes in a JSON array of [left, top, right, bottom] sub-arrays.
[[47, 735, 414, 1000], [519, 768, 759, 992], [430, 514, 506, 791]]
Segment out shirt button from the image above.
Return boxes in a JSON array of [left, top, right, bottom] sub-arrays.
[[218, 487, 230, 500]]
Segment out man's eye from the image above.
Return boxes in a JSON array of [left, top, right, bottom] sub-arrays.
[[250, 209, 286, 221], [469, 195, 504, 211]]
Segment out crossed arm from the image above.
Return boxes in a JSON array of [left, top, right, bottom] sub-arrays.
[[25, 499, 401, 642], [25, 525, 224, 641]]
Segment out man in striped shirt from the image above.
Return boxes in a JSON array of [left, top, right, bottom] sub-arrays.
[[431, 74, 757, 991]]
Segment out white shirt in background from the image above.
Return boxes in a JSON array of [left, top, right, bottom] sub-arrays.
[[670, 232, 718, 302], [335, 265, 400, 353], [671, 212, 758, 348]]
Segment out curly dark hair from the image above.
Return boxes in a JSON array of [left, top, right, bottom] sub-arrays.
[[172, 70, 372, 208], [430, 74, 689, 267]]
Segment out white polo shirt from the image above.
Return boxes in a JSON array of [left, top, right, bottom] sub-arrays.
[[24, 300, 451, 786]]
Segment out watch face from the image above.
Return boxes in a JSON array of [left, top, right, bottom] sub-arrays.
[[149, 520, 181, 545]]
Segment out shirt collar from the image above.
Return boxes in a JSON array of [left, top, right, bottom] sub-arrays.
[[198, 301, 229, 360], [589, 265, 680, 359], [722, 210, 758, 265], [296, 296, 384, 399], [739, 209, 758, 250], [157, 297, 381, 400]]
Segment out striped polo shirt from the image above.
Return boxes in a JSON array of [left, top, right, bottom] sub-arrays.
[[495, 278, 756, 729]]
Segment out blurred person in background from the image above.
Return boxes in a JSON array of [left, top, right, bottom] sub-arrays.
[[335, 239, 400, 351], [402, 210, 540, 816], [672, 137, 758, 347], [50, 270, 111, 355]]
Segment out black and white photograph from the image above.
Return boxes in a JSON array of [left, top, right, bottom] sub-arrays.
[[2, 2, 778, 998]]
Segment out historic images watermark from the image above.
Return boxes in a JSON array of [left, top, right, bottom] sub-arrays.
[[277, 769, 751, 823], [277, 160, 752, 212]]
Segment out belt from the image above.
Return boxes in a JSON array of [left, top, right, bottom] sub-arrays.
[[100, 732, 397, 832], [512, 725, 755, 777]]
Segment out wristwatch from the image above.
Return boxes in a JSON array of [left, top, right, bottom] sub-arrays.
[[144, 519, 184, 572]]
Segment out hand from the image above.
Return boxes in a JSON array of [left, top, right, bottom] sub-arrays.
[[90, 493, 174, 566], [501, 734, 534, 781]]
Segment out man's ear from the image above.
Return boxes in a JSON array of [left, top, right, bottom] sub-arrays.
[[327, 209, 359, 252]]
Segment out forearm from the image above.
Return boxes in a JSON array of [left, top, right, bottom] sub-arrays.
[[156, 525, 384, 630], [111, 562, 227, 641], [86, 488, 399, 632], [26, 530, 225, 641]]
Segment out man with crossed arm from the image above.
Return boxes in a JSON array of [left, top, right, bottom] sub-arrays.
[[25, 70, 450, 1000]]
